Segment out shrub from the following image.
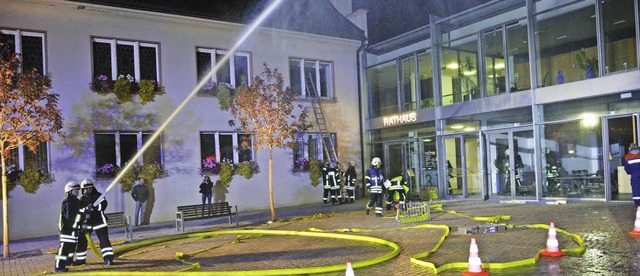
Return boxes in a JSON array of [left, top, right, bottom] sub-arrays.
[[114, 79, 132, 102], [236, 161, 254, 179], [308, 160, 322, 187], [19, 168, 43, 194], [218, 162, 235, 186], [138, 79, 156, 104]]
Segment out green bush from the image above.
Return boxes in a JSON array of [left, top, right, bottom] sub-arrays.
[[309, 160, 322, 187], [217, 84, 232, 111], [138, 79, 156, 104], [236, 162, 253, 179], [19, 168, 43, 194], [114, 79, 132, 102], [140, 163, 164, 184], [118, 164, 138, 192], [218, 162, 235, 186]]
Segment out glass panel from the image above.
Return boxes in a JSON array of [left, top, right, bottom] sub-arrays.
[[120, 134, 137, 166], [440, 48, 457, 106], [420, 137, 439, 198], [142, 133, 161, 166], [401, 55, 417, 111], [445, 137, 463, 196], [386, 143, 403, 182], [92, 41, 111, 79], [405, 140, 419, 197], [21, 35, 43, 73], [418, 51, 434, 108], [465, 135, 482, 196], [488, 132, 510, 195], [289, 59, 302, 96], [308, 134, 320, 161], [304, 61, 317, 97], [23, 142, 47, 172], [196, 52, 211, 82], [219, 134, 234, 163], [535, 2, 597, 87], [483, 27, 505, 96], [602, 0, 637, 73], [319, 62, 331, 98], [507, 20, 531, 91], [367, 60, 398, 117], [0, 33, 16, 61], [139, 46, 157, 82], [542, 120, 604, 198], [200, 133, 216, 167], [95, 134, 116, 167], [116, 44, 135, 79], [216, 53, 231, 85], [234, 55, 249, 86], [607, 116, 636, 200], [458, 46, 479, 102], [513, 130, 535, 196], [237, 134, 252, 162]]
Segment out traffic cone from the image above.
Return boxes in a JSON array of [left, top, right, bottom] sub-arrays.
[[630, 206, 640, 237], [540, 221, 565, 257], [462, 237, 489, 276], [345, 259, 355, 276]]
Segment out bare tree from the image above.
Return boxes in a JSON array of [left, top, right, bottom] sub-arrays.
[[222, 64, 310, 221], [0, 41, 64, 258]]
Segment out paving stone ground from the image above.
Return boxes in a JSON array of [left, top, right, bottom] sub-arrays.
[[2, 198, 640, 275]]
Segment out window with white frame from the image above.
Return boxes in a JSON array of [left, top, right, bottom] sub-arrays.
[[5, 142, 50, 173], [92, 37, 159, 83], [292, 132, 336, 171], [196, 48, 250, 88], [289, 58, 333, 99], [200, 132, 253, 168], [0, 29, 46, 74], [94, 132, 163, 176]]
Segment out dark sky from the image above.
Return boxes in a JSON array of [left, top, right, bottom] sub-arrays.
[[353, 0, 492, 44]]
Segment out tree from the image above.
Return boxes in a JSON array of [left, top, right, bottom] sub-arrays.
[[222, 64, 310, 221], [0, 41, 64, 258]]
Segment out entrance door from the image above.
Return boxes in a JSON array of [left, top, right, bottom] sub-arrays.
[[441, 134, 481, 198], [486, 128, 535, 198], [384, 140, 420, 198], [604, 114, 639, 201]]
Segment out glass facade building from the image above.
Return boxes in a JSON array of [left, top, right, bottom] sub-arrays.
[[363, 0, 640, 202]]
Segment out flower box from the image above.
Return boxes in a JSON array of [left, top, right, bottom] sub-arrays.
[[90, 74, 163, 104]]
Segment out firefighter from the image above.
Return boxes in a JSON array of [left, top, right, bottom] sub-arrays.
[[326, 162, 342, 205], [343, 161, 357, 203], [624, 143, 640, 207], [54, 182, 83, 272], [75, 179, 115, 265], [365, 157, 385, 217], [386, 174, 408, 211], [321, 161, 331, 204]]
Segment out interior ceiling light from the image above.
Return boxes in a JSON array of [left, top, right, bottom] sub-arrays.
[[613, 20, 626, 25], [463, 71, 476, 75], [464, 127, 476, 131], [556, 35, 567, 40], [494, 63, 505, 69], [446, 63, 459, 69], [451, 124, 464, 129]]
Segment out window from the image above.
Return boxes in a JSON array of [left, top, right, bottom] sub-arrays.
[[4, 142, 50, 173], [289, 58, 333, 99], [92, 38, 159, 82], [292, 132, 336, 171], [94, 132, 163, 176], [196, 48, 250, 88], [200, 132, 254, 168], [0, 29, 46, 73]]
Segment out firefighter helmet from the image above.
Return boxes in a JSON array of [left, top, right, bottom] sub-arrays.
[[80, 179, 95, 189], [64, 181, 80, 193], [630, 143, 639, 150], [371, 157, 382, 166], [348, 161, 356, 166]]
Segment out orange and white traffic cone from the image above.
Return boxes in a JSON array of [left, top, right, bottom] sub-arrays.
[[462, 237, 489, 276], [540, 221, 565, 257], [630, 206, 640, 237], [345, 259, 355, 276]]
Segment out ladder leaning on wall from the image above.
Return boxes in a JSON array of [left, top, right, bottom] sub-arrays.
[[305, 74, 339, 165]]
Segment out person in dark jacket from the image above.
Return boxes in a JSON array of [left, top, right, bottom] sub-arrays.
[[343, 161, 357, 203], [54, 181, 83, 272], [365, 157, 385, 217], [75, 179, 114, 265], [131, 178, 149, 226], [624, 143, 640, 207], [199, 175, 214, 215]]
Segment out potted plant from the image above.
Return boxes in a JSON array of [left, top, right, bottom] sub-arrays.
[[235, 161, 254, 179], [308, 159, 322, 187], [218, 161, 235, 186], [138, 79, 156, 104], [575, 48, 598, 79]]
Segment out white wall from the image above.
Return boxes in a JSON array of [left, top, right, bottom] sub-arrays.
[[0, 0, 362, 240]]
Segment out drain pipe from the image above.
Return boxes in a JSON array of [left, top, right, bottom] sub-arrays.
[[356, 37, 368, 198]]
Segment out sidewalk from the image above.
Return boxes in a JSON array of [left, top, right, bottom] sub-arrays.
[[2, 198, 640, 275]]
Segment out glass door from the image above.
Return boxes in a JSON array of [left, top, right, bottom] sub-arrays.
[[384, 140, 421, 199], [605, 114, 639, 201], [486, 128, 534, 198], [443, 136, 464, 197], [384, 142, 404, 185], [464, 134, 482, 198]]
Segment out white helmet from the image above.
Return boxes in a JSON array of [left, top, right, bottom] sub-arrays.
[[64, 181, 80, 193], [81, 179, 95, 189], [348, 161, 356, 166], [371, 157, 382, 166]]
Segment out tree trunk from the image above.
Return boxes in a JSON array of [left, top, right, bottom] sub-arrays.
[[2, 150, 9, 258], [269, 148, 276, 221]]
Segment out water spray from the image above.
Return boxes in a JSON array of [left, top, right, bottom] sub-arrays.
[[92, 0, 284, 206]]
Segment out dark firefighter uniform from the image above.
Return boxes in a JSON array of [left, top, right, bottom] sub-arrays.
[[386, 175, 409, 210], [76, 179, 115, 265], [624, 144, 640, 207], [365, 157, 385, 217], [54, 182, 83, 272], [343, 161, 357, 203], [324, 163, 342, 205]]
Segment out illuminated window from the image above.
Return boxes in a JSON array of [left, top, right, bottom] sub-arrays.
[[200, 132, 254, 168], [196, 48, 250, 88]]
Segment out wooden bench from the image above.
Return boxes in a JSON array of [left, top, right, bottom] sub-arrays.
[[105, 211, 133, 241], [175, 202, 237, 232]]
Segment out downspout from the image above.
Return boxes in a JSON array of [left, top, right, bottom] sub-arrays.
[[356, 37, 368, 199]]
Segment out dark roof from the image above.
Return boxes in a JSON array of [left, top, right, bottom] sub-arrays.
[[69, 0, 366, 41]]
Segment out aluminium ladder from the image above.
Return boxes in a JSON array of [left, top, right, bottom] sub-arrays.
[[305, 74, 339, 164]]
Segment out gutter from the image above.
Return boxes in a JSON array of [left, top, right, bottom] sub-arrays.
[[356, 37, 368, 197]]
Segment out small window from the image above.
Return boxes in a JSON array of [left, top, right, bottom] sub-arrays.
[[94, 132, 163, 178], [200, 132, 254, 171], [3, 142, 50, 173], [292, 132, 336, 171], [196, 48, 251, 90], [91, 38, 159, 83], [0, 29, 46, 73], [289, 58, 333, 99]]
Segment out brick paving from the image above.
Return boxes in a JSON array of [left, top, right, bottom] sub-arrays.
[[2, 198, 640, 275]]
